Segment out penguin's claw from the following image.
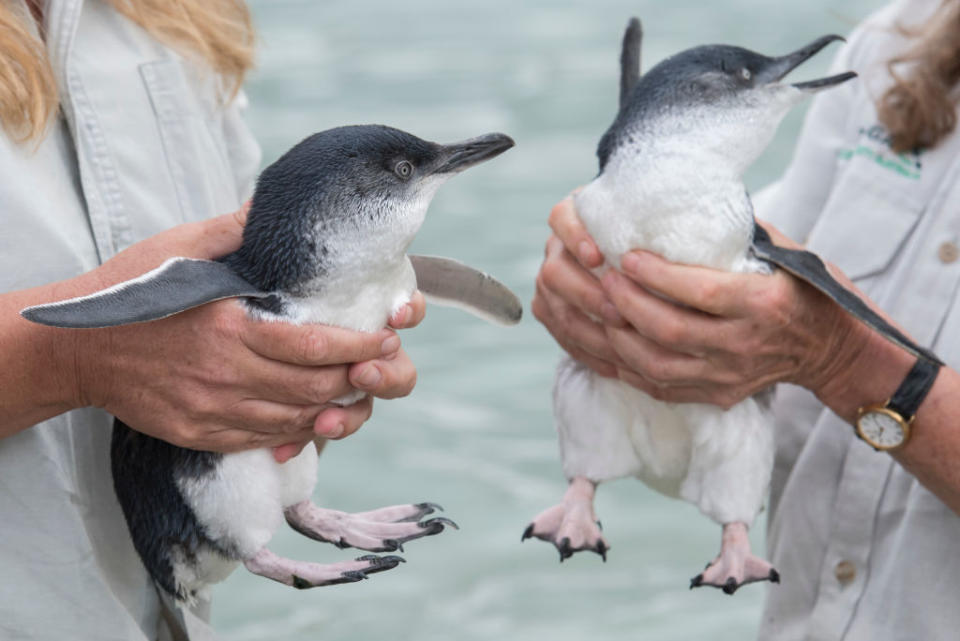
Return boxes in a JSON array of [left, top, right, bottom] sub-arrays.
[[284, 500, 456, 553], [688, 522, 780, 595], [523, 493, 610, 563], [421, 516, 459, 533], [521, 523, 535, 542], [246, 548, 404, 589]]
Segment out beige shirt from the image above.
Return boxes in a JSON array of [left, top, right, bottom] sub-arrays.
[[0, 1, 260, 639], [757, 1, 960, 639]]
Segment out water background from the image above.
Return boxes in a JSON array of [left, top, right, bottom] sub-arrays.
[[215, 2, 885, 639]]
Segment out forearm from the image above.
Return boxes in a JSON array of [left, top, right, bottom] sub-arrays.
[[815, 324, 960, 513], [0, 279, 94, 437]]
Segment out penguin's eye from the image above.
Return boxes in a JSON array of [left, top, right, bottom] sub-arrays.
[[394, 160, 414, 179], [740, 68, 752, 81]]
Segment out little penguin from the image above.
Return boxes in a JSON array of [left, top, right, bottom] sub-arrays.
[[523, 19, 940, 594], [22, 124, 520, 602]]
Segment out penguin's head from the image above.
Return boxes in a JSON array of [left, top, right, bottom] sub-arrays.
[[600, 34, 855, 173], [238, 125, 514, 291], [645, 35, 854, 107]]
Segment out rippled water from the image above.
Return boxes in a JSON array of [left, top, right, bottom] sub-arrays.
[[213, 2, 884, 639]]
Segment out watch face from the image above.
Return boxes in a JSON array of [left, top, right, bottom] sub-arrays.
[[858, 410, 906, 449]]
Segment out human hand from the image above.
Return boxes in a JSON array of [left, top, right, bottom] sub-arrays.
[[274, 291, 426, 462], [54, 208, 421, 457], [532, 195, 627, 378], [600, 234, 867, 408]]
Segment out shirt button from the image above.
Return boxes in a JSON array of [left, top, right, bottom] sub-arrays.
[[834, 560, 856, 585], [938, 241, 959, 264]]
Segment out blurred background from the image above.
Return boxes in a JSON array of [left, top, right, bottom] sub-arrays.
[[215, 1, 886, 639]]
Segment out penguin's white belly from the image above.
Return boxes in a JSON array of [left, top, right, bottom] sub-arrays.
[[279, 257, 417, 332], [557, 172, 773, 525], [555, 357, 773, 524], [177, 446, 320, 562], [576, 167, 757, 273]]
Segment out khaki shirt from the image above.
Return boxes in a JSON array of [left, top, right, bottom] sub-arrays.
[[757, 1, 960, 638], [0, 1, 260, 639]]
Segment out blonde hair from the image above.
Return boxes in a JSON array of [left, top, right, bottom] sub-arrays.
[[877, 0, 960, 153], [0, 0, 254, 144]]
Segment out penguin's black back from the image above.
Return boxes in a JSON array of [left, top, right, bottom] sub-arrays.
[[111, 420, 230, 599]]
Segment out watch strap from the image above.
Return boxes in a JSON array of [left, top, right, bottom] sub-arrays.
[[888, 356, 941, 420]]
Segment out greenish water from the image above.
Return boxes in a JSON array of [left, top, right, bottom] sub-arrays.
[[214, 2, 884, 639]]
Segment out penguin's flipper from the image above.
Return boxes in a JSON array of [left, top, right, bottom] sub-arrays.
[[619, 17, 643, 108], [410, 254, 523, 326], [751, 222, 942, 364], [21, 257, 269, 328]]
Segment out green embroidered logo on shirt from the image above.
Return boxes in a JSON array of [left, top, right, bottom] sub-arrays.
[[836, 125, 923, 180]]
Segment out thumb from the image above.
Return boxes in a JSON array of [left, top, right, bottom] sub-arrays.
[[195, 200, 250, 260]]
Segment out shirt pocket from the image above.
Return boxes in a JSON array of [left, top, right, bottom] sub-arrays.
[[139, 60, 241, 223], [804, 166, 923, 282]]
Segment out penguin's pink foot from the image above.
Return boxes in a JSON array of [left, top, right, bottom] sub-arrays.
[[284, 500, 456, 553], [522, 477, 609, 561], [689, 522, 779, 595], [244, 547, 404, 588]]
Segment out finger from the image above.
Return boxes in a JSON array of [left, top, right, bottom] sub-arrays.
[[606, 324, 728, 387], [558, 337, 620, 378], [313, 396, 375, 440], [533, 292, 621, 377], [241, 320, 400, 367], [273, 440, 309, 464], [601, 269, 720, 353], [247, 361, 357, 406], [221, 398, 325, 435], [548, 194, 603, 269], [194, 208, 248, 259], [536, 281, 625, 365], [389, 291, 426, 329], [349, 349, 417, 399], [541, 237, 623, 325], [616, 367, 747, 409], [618, 251, 751, 317], [183, 422, 317, 453]]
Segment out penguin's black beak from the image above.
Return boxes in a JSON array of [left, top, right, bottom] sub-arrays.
[[756, 34, 857, 91], [433, 133, 515, 175]]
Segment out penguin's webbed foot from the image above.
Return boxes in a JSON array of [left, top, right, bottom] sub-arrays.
[[244, 547, 405, 589], [689, 522, 779, 595], [522, 477, 609, 562], [284, 500, 457, 553]]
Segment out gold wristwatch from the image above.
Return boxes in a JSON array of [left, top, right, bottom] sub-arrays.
[[855, 356, 941, 451]]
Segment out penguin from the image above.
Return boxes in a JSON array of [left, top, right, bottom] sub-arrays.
[[522, 19, 940, 594], [22, 124, 520, 602]]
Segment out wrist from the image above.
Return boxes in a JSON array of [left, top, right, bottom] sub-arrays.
[[808, 319, 915, 424]]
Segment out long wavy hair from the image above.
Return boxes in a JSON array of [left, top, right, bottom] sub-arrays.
[[877, 0, 960, 152], [0, 0, 254, 144]]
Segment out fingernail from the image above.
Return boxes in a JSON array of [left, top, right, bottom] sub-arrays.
[[578, 241, 594, 265], [621, 252, 641, 275], [354, 365, 382, 388], [600, 302, 623, 325], [317, 422, 344, 438], [381, 334, 401, 355], [401, 305, 412, 325]]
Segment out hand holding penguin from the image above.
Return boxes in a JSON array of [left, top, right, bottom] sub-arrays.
[[22, 124, 520, 602], [11, 208, 413, 452], [539, 201, 869, 409]]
